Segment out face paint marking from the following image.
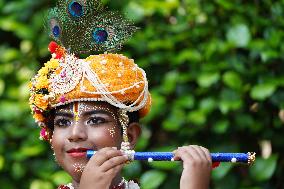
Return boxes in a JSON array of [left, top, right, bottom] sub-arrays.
[[73, 102, 79, 122], [108, 127, 116, 138], [73, 163, 85, 173]]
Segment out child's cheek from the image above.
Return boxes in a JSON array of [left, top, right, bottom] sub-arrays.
[[88, 127, 119, 148]]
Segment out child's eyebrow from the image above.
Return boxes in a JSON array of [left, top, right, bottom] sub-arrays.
[[55, 111, 73, 118], [83, 110, 114, 117]]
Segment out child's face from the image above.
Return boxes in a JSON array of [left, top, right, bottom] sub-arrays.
[[51, 101, 122, 181]]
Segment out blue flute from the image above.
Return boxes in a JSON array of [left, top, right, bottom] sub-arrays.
[[87, 151, 256, 164]]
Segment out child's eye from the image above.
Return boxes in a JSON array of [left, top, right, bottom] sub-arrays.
[[54, 118, 72, 127], [87, 117, 107, 125]]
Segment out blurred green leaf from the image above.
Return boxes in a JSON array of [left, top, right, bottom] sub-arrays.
[[222, 71, 242, 90], [30, 180, 53, 189], [161, 71, 179, 94], [123, 161, 142, 179], [261, 50, 279, 62], [227, 24, 251, 48], [213, 120, 229, 134], [0, 79, 4, 96], [0, 156, 4, 171], [12, 162, 26, 179], [199, 97, 217, 114], [212, 163, 233, 180], [250, 155, 278, 181], [0, 101, 22, 120], [219, 89, 242, 114], [215, 0, 234, 9], [124, 2, 145, 22], [0, 17, 33, 39], [187, 110, 206, 125], [163, 109, 185, 131], [141, 170, 166, 189], [135, 126, 151, 151], [19, 144, 45, 157], [250, 83, 276, 100], [51, 171, 72, 185], [197, 72, 220, 88], [174, 95, 195, 109]]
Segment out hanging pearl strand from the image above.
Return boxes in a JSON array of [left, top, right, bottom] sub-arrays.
[[81, 60, 149, 113], [118, 109, 135, 161]]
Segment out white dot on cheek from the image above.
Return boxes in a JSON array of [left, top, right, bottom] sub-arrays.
[[108, 127, 116, 138]]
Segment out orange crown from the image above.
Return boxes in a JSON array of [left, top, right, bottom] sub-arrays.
[[29, 43, 151, 132]]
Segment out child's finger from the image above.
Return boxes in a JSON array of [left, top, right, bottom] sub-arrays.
[[100, 155, 128, 172], [91, 147, 122, 166], [199, 146, 212, 163], [189, 145, 208, 162], [105, 163, 125, 177], [183, 145, 203, 161], [173, 147, 194, 161]]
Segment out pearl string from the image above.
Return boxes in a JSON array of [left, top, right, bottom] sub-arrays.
[[82, 61, 149, 112]]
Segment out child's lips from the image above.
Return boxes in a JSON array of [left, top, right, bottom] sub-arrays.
[[67, 148, 89, 158]]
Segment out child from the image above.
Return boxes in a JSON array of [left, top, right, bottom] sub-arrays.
[[29, 1, 212, 188]]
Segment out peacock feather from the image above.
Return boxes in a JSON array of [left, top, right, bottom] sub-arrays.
[[47, 0, 138, 54]]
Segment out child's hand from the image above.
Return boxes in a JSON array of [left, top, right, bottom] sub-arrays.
[[174, 145, 212, 189], [79, 147, 128, 189]]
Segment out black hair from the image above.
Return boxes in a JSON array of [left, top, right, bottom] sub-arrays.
[[127, 111, 139, 125]]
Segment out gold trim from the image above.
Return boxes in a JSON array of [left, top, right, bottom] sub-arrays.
[[248, 152, 256, 165]]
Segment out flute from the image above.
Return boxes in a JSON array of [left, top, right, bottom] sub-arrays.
[[87, 151, 256, 165]]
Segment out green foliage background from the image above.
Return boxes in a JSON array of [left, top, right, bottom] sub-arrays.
[[0, 0, 283, 188]]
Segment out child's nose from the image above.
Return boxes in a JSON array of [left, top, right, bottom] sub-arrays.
[[68, 122, 88, 142]]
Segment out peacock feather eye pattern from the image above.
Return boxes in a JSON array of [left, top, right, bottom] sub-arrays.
[[52, 25, 60, 37], [46, 0, 137, 55], [92, 28, 108, 44], [68, 1, 84, 18], [47, 8, 63, 40]]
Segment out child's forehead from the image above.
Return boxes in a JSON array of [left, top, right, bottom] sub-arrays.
[[55, 101, 118, 113]]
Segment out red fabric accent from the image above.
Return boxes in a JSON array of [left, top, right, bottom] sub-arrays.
[[212, 162, 221, 169], [55, 49, 64, 59], [112, 183, 125, 189], [57, 185, 70, 189], [48, 41, 58, 53]]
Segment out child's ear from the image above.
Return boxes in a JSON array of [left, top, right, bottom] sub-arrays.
[[127, 122, 141, 149]]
